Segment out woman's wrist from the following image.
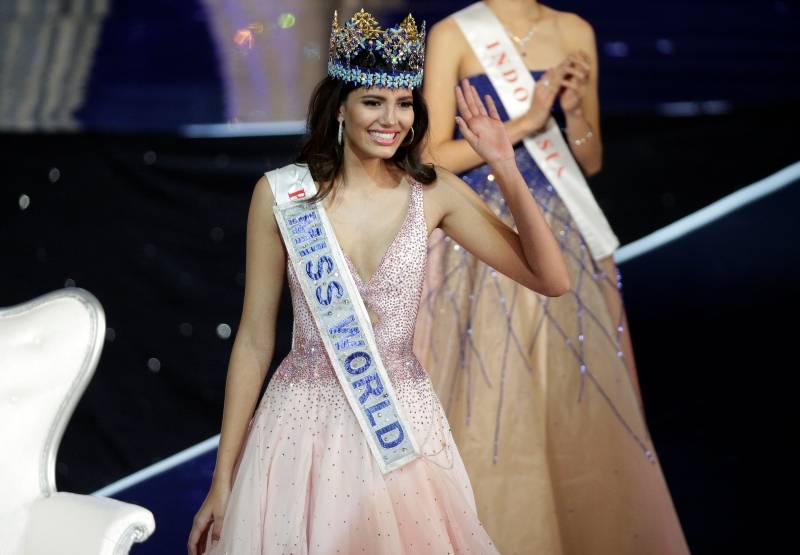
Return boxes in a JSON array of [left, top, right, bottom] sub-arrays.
[[211, 467, 232, 488], [521, 110, 547, 136], [489, 157, 522, 184], [564, 105, 586, 121]]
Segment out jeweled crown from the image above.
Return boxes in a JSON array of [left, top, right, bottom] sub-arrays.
[[328, 9, 426, 89]]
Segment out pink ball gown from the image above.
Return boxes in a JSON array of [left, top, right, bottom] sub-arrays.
[[206, 178, 498, 554]]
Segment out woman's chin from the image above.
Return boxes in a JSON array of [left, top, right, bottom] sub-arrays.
[[352, 142, 401, 159]]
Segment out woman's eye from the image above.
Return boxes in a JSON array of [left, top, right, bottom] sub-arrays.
[[363, 100, 380, 106], [401, 101, 413, 108]]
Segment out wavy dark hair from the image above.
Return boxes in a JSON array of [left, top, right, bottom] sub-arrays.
[[297, 52, 436, 203]]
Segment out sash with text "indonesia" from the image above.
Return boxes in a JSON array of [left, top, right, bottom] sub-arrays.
[[265, 163, 421, 473], [453, 1, 619, 261]]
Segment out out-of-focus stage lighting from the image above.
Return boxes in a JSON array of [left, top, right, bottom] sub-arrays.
[[277, 13, 296, 29], [233, 21, 265, 50]]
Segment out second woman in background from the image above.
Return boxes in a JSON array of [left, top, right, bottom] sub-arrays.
[[415, 1, 690, 553]]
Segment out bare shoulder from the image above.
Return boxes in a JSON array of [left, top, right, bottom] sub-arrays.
[[428, 15, 464, 41], [423, 166, 464, 196], [253, 174, 275, 206], [251, 174, 278, 230], [422, 166, 481, 211], [552, 9, 596, 46], [427, 16, 469, 54]]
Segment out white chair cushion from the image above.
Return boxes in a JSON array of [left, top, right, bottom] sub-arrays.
[[25, 492, 156, 555]]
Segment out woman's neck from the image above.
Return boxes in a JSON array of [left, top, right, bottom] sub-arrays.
[[340, 144, 400, 190], [485, 0, 543, 22]]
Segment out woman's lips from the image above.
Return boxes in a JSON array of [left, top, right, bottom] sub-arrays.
[[368, 130, 400, 145]]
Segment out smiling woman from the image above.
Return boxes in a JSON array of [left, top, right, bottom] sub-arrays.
[[354, 90, 413, 146], [188, 8, 569, 555], [295, 51, 435, 206]]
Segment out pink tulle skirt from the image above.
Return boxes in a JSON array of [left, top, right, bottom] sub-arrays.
[[205, 353, 499, 554]]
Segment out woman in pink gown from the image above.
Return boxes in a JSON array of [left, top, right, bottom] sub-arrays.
[[187, 9, 570, 554]]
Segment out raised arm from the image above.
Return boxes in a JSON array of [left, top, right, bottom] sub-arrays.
[[428, 81, 570, 297], [423, 18, 546, 174], [188, 175, 286, 554]]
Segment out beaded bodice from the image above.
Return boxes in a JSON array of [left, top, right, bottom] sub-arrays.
[[286, 179, 427, 368]]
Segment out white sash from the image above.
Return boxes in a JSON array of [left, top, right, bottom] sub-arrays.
[[265, 163, 420, 473], [453, 2, 619, 260]]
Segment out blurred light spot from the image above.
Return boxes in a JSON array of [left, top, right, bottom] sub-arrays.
[[277, 13, 296, 29], [106, 327, 116, 342], [304, 42, 321, 60], [19, 194, 30, 210], [234, 28, 254, 49], [700, 100, 732, 115], [234, 22, 265, 49], [487, 174, 495, 181], [143, 150, 157, 165], [144, 243, 157, 258], [216, 323, 232, 339], [147, 357, 161, 372], [64, 278, 76, 287], [35, 247, 47, 263], [179, 322, 193, 337], [235, 272, 245, 286], [657, 100, 732, 117], [604, 41, 629, 58], [48, 167, 61, 183], [210, 226, 225, 243], [658, 101, 699, 116], [655, 38, 674, 54]]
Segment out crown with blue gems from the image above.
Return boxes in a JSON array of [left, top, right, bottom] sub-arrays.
[[328, 9, 426, 89]]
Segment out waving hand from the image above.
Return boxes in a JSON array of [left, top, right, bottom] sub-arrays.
[[454, 78, 515, 165]]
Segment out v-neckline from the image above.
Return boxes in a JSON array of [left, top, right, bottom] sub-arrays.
[[331, 178, 414, 288]]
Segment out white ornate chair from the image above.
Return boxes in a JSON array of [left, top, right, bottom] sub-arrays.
[[0, 288, 155, 554]]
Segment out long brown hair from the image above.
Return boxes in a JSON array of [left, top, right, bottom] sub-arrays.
[[297, 56, 436, 203]]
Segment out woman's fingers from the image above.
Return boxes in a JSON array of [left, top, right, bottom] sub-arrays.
[[565, 51, 591, 73], [559, 52, 590, 75], [455, 84, 472, 120], [485, 94, 501, 120], [562, 67, 589, 83], [560, 79, 582, 92], [188, 508, 211, 555], [461, 78, 480, 115], [455, 115, 478, 145], [470, 85, 489, 116], [211, 514, 225, 544]]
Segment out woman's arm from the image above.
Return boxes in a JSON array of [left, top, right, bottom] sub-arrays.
[[213, 176, 285, 485], [428, 82, 570, 297], [188, 176, 285, 554], [558, 14, 603, 176], [422, 18, 544, 174]]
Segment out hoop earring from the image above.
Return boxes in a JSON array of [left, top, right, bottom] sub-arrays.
[[401, 127, 415, 146], [337, 119, 343, 145]]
